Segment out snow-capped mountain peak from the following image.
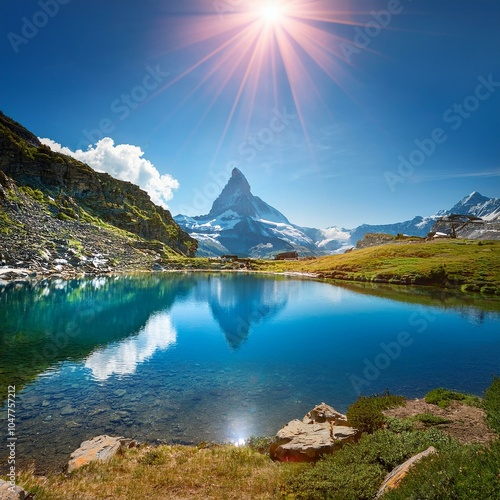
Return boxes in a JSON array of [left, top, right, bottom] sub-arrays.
[[175, 169, 320, 257], [448, 191, 500, 219], [207, 168, 290, 224]]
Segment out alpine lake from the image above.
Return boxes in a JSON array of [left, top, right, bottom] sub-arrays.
[[1, 272, 499, 473]]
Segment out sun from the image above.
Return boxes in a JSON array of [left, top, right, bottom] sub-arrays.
[[157, 0, 361, 163], [260, 2, 286, 24]]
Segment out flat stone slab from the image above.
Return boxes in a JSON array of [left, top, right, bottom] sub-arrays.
[[0, 479, 32, 499], [271, 403, 359, 462], [67, 435, 135, 473], [376, 446, 437, 498]]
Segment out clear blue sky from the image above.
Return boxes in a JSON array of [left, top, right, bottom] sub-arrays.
[[1, 0, 499, 228]]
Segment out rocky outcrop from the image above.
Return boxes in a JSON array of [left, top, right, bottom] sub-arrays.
[[67, 435, 136, 473], [0, 175, 175, 279], [0, 111, 197, 257], [302, 402, 349, 425], [430, 214, 500, 241], [0, 479, 32, 499], [270, 403, 360, 462], [376, 446, 437, 498]]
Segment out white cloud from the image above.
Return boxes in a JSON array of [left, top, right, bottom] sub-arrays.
[[39, 137, 179, 208], [84, 312, 177, 381]]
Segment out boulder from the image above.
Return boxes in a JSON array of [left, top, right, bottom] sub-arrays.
[[67, 435, 136, 473], [376, 446, 437, 498], [302, 402, 349, 425], [0, 479, 32, 499], [270, 403, 359, 462]]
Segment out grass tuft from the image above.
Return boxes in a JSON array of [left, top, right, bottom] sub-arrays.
[[424, 388, 482, 409], [484, 376, 500, 434]]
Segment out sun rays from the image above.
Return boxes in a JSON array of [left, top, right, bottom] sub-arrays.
[[156, 1, 366, 163]]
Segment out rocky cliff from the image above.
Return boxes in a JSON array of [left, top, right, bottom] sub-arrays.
[[0, 111, 197, 275], [0, 112, 197, 255]]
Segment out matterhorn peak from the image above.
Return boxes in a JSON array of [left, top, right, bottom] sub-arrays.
[[227, 167, 251, 193], [206, 168, 289, 224]]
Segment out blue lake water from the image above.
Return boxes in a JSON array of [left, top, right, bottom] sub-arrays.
[[1, 273, 499, 472]]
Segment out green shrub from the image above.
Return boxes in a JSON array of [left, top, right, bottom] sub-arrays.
[[384, 441, 500, 500], [0, 210, 11, 234], [425, 388, 482, 409], [246, 435, 276, 455], [138, 448, 168, 466], [385, 417, 417, 433], [414, 413, 452, 426], [348, 428, 457, 471], [346, 392, 405, 433], [56, 212, 72, 221], [484, 376, 500, 434], [284, 427, 458, 500]]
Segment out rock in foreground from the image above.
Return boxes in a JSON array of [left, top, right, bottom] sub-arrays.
[[376, 446, 437, 498], [0, 479, 32, 499], [270, 403, 360, 462], [67, 435, 136, 473]]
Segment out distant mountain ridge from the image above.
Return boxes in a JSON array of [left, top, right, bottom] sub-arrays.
[[176, 169, 500, 257], [351, 191, 500, 243]]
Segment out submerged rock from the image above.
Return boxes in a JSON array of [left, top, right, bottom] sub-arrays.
[[270, 403, 360, 462], [60, 404, 76, 416], [67, 435, 136, 473]]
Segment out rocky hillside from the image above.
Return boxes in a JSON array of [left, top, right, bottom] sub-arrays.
[[0, 112, 197, 276]]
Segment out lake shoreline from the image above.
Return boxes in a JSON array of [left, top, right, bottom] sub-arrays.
[[2, 263, 500, 307]]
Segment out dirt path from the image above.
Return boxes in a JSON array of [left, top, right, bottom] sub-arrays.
[[384, 399, 496, 445]]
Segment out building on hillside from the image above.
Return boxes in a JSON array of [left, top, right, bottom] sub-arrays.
[[275, 251, 299, 261]]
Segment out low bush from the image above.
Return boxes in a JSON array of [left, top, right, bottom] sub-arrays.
[[284, 427, 458, 500], [246, 435, 276, 455], [385, 417, 416, 433], [424, 388, 482, 409], [384, 441, 500, 500], [346, 391, 405, 433], [484, 376, 500, 434]]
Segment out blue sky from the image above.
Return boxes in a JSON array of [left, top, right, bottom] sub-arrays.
[[1, 0, 499, 228]]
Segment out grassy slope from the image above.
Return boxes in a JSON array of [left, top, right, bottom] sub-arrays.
[[13, 445, 285, 500], [258, 240, 500, 294]]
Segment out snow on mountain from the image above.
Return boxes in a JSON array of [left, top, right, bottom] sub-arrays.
[[428, 192, 500, 239], [175, 168, 321, 257], [349, 192, 500, 244], [447, 191, 500, 220], [176, 175, 500, 258], [207, 168, 290, 224]]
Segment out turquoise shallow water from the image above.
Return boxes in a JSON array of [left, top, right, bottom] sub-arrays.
[[0, 273, 499, 472]]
